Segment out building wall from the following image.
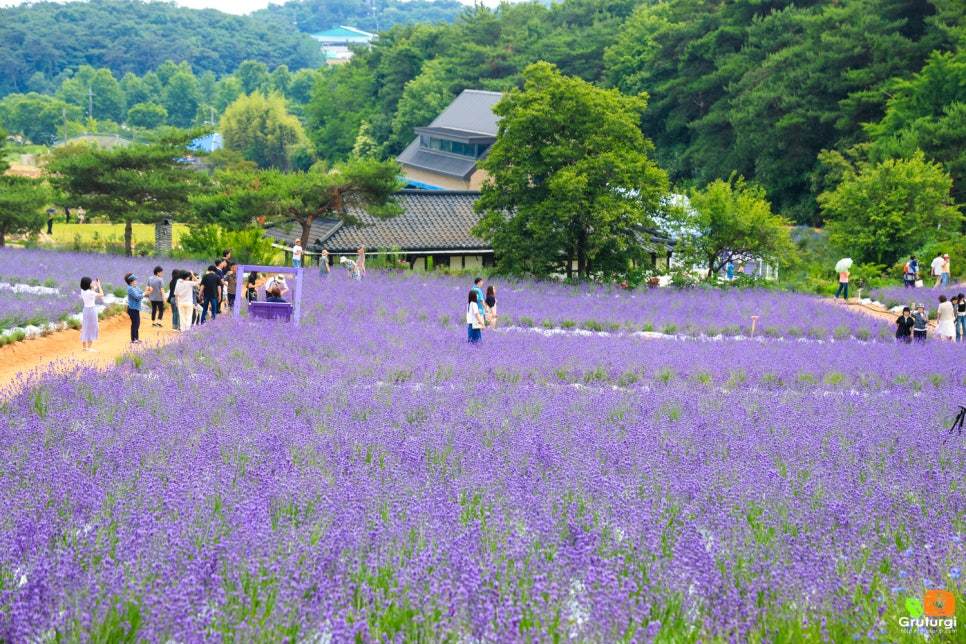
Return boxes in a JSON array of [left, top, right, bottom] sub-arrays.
[[401, 167, 471, 191]]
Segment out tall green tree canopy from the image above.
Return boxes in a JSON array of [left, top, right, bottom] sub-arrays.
[[46, 135, 208, 256], [474, 62, 668, 280], [818, 150, 961, 265], [221, 92, 309, 171], [667, 177, 796, 279], [256, 158, 404, 249]]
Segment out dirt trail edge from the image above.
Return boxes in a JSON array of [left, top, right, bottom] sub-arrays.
[[0, 314, 182, 394]]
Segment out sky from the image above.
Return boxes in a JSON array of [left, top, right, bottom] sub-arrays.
[[0, 0, 492, 16]]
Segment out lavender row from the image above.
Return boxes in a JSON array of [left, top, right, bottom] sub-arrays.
[[0, 290, 79, 330]]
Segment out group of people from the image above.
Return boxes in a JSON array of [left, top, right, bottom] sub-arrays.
[[295, 241, 367, 282], [79, 250, 242, 350], [466, 277, 498, 343], [903, 252, 952, 288], [895, 293, 966, 343]]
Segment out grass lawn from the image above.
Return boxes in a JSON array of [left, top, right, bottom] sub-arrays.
[[42, 222, 191, 248]]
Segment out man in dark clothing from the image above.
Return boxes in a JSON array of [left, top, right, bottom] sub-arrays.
[[199, 265, 222, 323]]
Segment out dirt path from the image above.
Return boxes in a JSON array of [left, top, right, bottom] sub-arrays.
[[0, 313, 182, 394]]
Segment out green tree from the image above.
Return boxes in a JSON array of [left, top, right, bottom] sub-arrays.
[[0, 93, 81, 144], [0, 126, 51, 246], [818, 150, 962, 266], [474, 62, 668, 279], [253, 158, 404, 249], [56, 66, 127, 124], [668, 176, 796, 279], [387, 59, 453, 155], [215, 77, 244, 112], [46, 136, 207, 256], [221, 91, 308, 170], [236, 60, 271, 95], [163, 70, 201, 128], [127, 102, 168, 130]]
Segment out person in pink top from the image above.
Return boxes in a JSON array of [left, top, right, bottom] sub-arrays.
[[834, 268, 850, 300]]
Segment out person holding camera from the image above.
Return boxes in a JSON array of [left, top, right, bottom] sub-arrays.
[[79, 276, 104, 352]]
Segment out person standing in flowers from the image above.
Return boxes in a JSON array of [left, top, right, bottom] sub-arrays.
[[319, 249, 330, 277], [936, 294, 956, 341], [956, 293, 966, 342], [471, 277, 489, 322], [292, 239, 303, 268], [340, 256, 361, 281], [834, 267, 850, 300], [79, 277, 104, 352], [357, 248, 367, 278], [895, 307, 914, 344], [485, 284, 498, 328], [912, 304, 929, 342], [466, 290, 485, 343]]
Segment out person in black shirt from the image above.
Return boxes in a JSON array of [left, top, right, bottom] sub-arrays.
[[895, 307, 914, 343], [199, 265, 222, 323]]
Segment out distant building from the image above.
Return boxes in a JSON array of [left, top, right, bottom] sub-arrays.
[[397, 89, 502, 191], [188, 133, 223, 154], [310, 26, 375, 65]]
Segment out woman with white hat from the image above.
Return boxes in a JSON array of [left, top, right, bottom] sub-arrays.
[[340, 256, 361, 281]]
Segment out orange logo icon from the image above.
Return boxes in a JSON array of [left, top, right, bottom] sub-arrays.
[[924, 589, 956, 618]]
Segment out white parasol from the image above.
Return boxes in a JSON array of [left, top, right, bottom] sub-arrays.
[[835, 258, 853, 273]]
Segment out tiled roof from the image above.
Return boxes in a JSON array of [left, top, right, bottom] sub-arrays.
[[263, 191, 489, 254], [430, 90, 502, 135]]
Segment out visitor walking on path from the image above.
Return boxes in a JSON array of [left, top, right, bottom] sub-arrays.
[[942, 254, 951, 286], [146, 266, 166, 327], [199, 265, 222, 323], [167, 269, 182, 331], [904, 255, 919, 288], [466, 290, 485, 343], [292, 240, 303, 268], [834, 269, 850, 300], [125, 273, 151, 344], [175, 272, 196, 333], [931, 252, 944, 288], [79, 277, 104, 352], [936, 295, 956, 341]]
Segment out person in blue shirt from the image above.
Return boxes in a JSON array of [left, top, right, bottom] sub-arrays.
[[472, 277, 488, 317], [904, 255, 919, 288], [124, 273, 153, 344], [726, 260, 735, 281]]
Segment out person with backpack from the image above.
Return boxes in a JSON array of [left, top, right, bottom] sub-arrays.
[[904, 255, 919, 288]]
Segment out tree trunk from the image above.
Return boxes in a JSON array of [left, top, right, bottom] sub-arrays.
[[300, 214, 315, 250], [0, 222, 7, 247], [125, 218, 133, 257]]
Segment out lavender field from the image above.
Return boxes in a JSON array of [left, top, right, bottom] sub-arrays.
[[1, 266, 964, 641]]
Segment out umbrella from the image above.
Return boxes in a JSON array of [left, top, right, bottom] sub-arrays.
[[45, 208, 56, 214], [835, 258, 853, 273]]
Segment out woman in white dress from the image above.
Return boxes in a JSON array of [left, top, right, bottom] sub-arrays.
[[79, 276, 104, 351], [936, 294, 956, 341]]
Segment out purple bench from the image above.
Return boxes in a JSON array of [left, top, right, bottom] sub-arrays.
[[248, 301, 293, 321]]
